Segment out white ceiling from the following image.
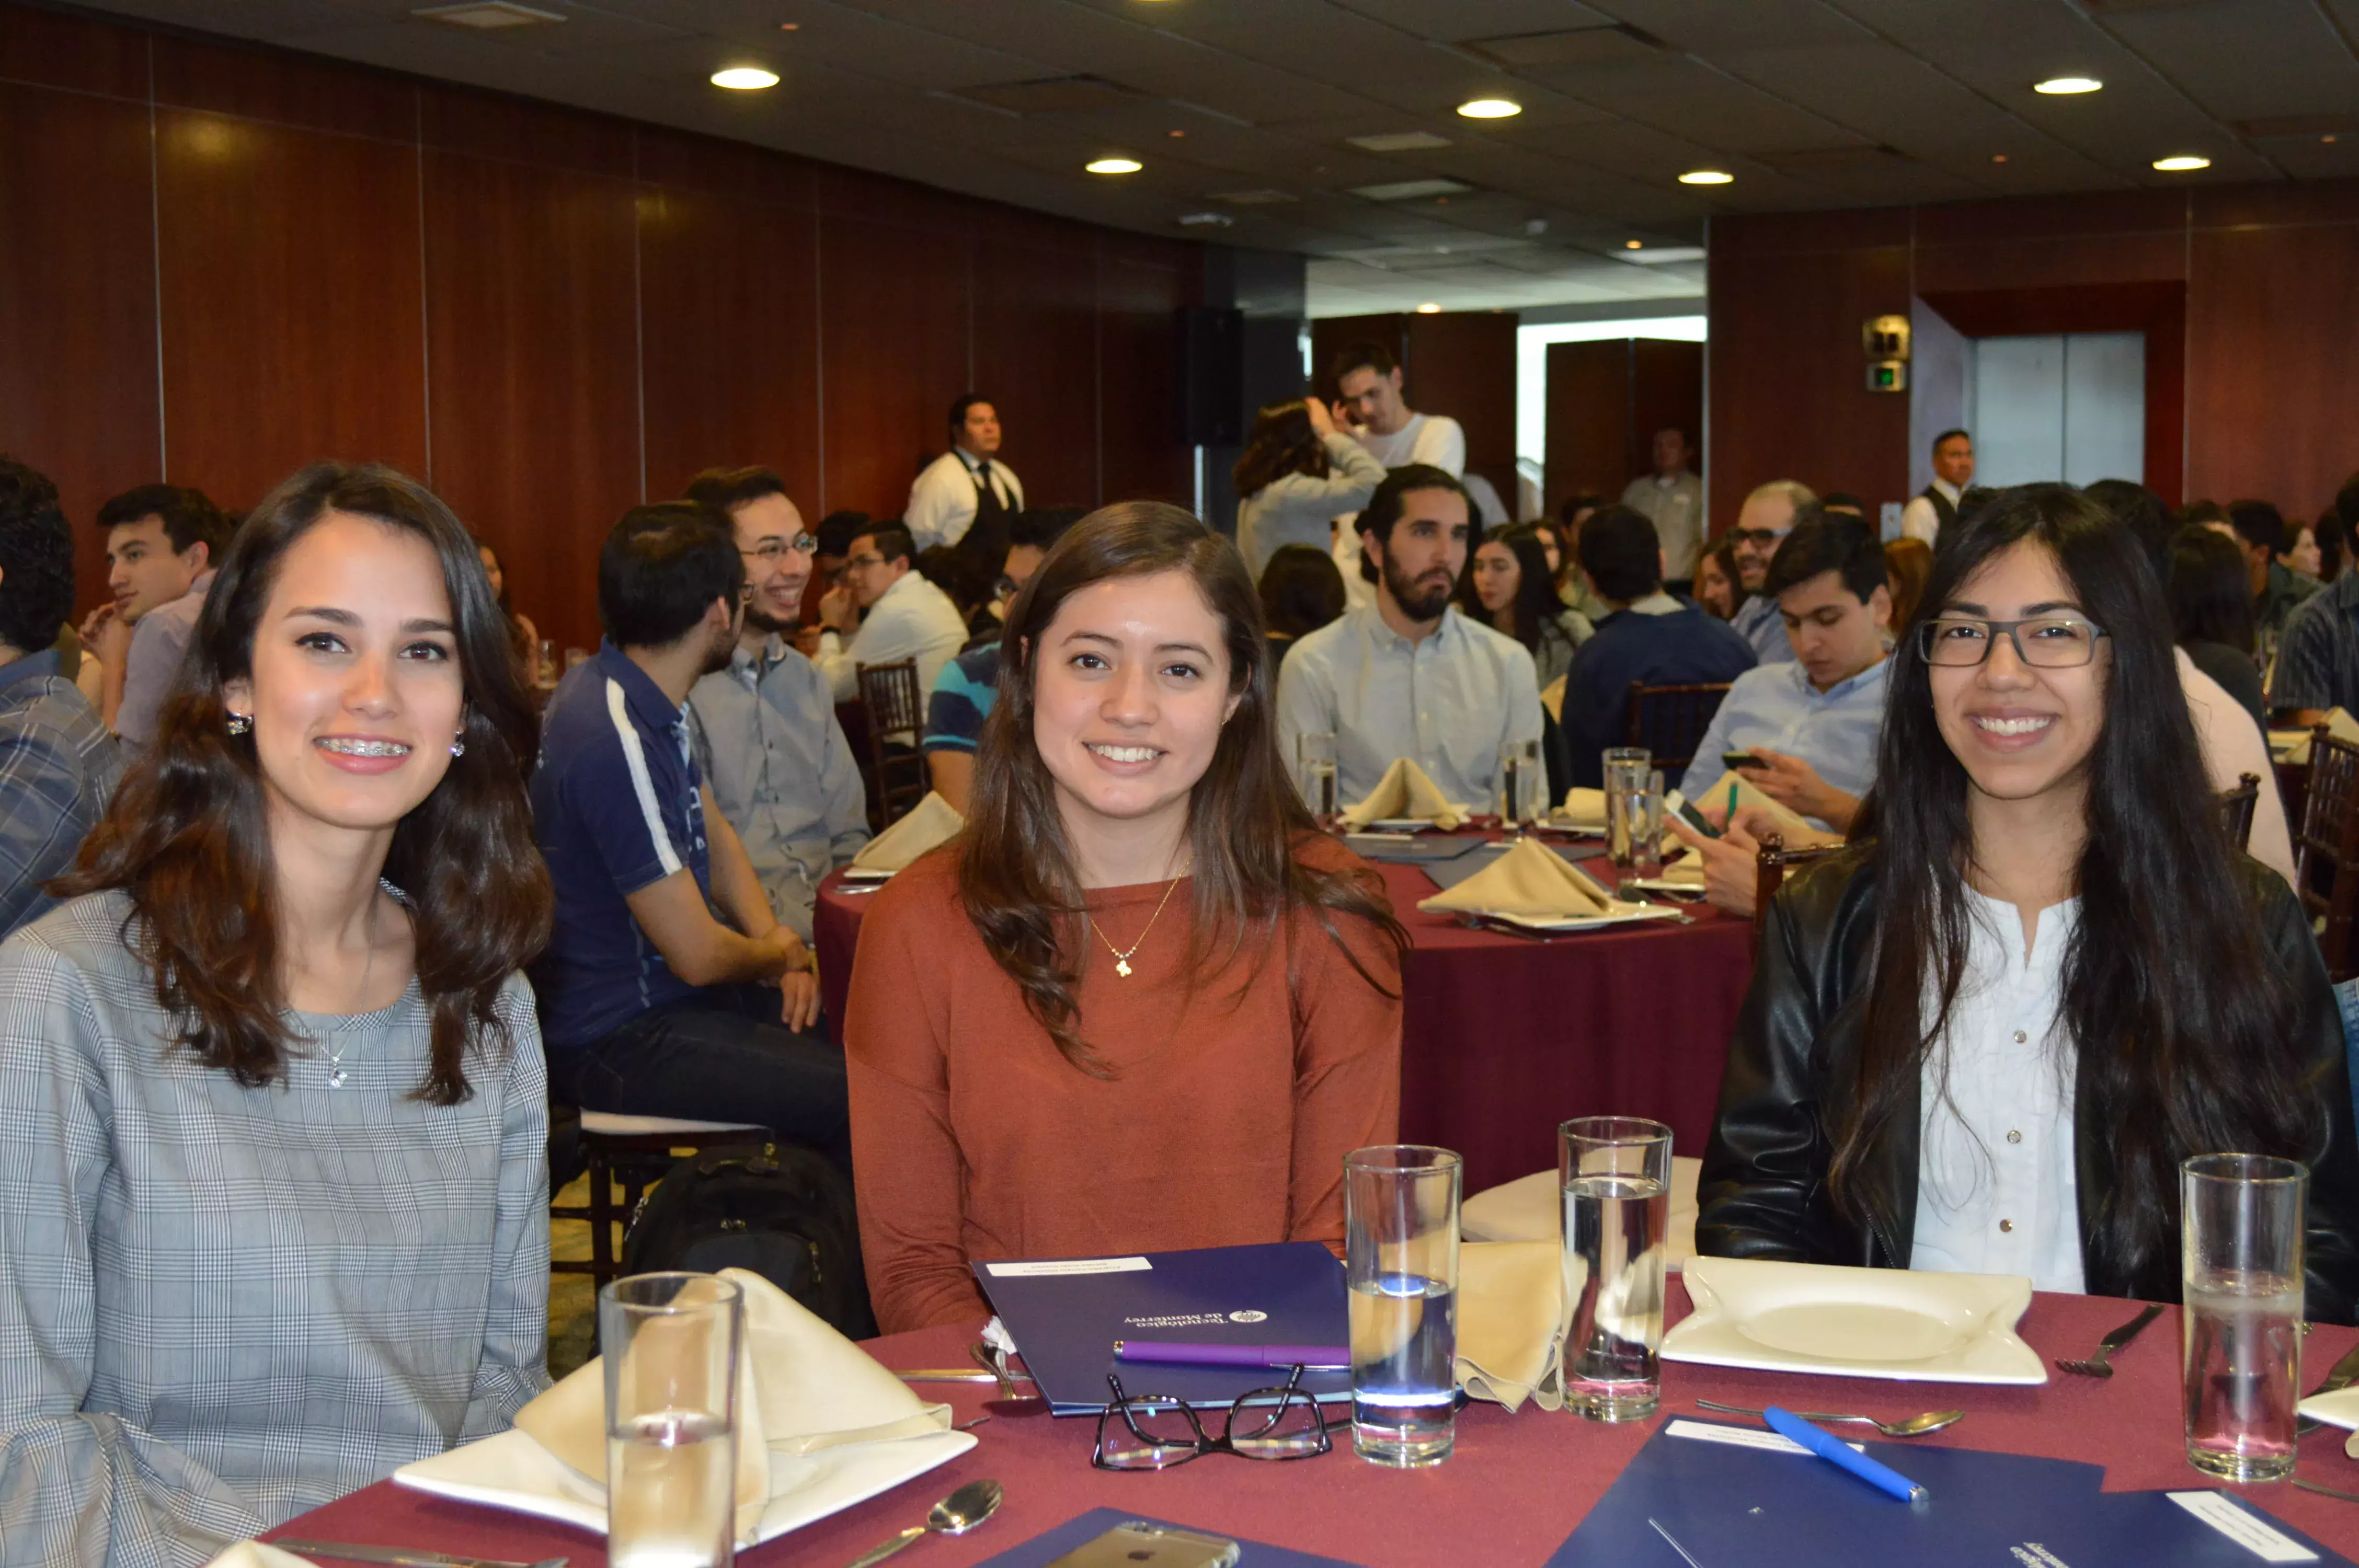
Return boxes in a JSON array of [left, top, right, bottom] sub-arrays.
[[66, 0, 2359, 316]]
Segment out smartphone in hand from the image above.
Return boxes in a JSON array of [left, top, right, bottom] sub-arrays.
[[1722, 751, 1767, 771]]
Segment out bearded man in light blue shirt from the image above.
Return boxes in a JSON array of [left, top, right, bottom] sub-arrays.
[[1683, 510, 1893, 834]]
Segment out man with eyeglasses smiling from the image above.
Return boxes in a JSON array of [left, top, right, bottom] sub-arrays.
[[1726, 479, 1816, 664], [683, 466, 869, 943]]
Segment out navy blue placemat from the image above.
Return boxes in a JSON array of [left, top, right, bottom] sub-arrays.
[[973, 1507, 1367, 1567]]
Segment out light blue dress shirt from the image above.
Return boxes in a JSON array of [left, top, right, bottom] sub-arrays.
[[1731, 593, 1796, 664], [1275, 603, 1544, 816], [1678, 655, 1892, 828]]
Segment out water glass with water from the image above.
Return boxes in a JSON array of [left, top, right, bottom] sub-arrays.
[[1344, 1145, 1462, 1468], [1498, 739, 1541, 833], [1602, 748, 1652, 868], [2181, 1153, 2307, 1482], [602, 1272, 744, 1568], [1561, 1117, 1673, 1423], [1297, 731, 1340, 822], [1626, 771, 1666, 881]]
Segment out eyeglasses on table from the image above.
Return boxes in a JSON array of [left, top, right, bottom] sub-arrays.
[[1092, 1363, 1332, 1470]]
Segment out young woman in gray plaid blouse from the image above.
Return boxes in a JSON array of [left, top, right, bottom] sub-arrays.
[[0, 464, 556, 1565]]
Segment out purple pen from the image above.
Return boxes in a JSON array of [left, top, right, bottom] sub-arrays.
[[1114, 1339, 1352, 1370]]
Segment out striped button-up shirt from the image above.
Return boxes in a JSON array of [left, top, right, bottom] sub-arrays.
[[0, 891, 549, 1566], [0, 650, 121, 940]]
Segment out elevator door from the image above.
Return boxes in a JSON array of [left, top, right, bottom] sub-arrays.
[[1969, 331, 2145, 488]]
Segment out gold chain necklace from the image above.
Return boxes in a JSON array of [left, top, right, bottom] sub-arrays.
[[1085, 870, 1187, 978]]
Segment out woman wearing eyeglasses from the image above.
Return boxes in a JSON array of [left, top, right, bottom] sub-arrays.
[[844, 502, 1407, 1334], [1699, 483, 2359, 1320]]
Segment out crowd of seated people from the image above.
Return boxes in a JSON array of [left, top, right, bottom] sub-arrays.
[[5, 393, 2359, 1566]]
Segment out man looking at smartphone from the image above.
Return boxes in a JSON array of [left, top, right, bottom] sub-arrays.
[[1679, 510, 1890, 833]]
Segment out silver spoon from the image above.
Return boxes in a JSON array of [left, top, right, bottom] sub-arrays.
[[841, 1478, 1004, 1568], [1695, 1398, 1965, 1437]]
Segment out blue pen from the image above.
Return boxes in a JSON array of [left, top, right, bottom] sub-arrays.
[[1762, 1406, 1928, 1504]]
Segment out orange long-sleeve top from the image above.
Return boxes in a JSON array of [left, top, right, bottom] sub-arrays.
[[844, 839, 1404, 1334]]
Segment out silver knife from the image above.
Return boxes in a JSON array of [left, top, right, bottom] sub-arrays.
[[274, 1541, 566, 1568], [2297, 1335, 2359, 1436]]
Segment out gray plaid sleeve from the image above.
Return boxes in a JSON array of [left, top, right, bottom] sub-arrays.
[[460, 981, 553, 1442], [0, 939, 263, 1568]]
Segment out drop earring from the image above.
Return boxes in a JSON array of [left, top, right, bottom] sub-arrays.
[[449, 731, 466, 759], [225, 712, 253, 736]]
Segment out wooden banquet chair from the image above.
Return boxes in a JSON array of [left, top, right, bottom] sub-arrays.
[[856, 658, 930, 829], [551, 1111, 773, 1289], [2297, 734, 2359, 983], [1627, 681, 1732, 775], [2215, 772, 2262, 853], [1750, 832, 1840, 953]]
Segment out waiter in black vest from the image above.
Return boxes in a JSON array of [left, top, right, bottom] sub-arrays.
[[906, 394, 1024, 573], [1900, 428, 1973, 545]]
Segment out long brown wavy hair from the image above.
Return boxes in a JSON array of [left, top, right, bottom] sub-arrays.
[[1231, 399, 1329, 500], [58, 463, 554, 1104], [957, 501, 1405, 1076]]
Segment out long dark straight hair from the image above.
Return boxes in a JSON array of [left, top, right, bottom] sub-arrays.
[[958, 501, 1405, 1077], [59, 463, 554, 1105], [1459, 523, 1561, 651], [1834, 483, 2316, 1287]]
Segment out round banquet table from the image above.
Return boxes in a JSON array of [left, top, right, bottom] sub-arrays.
[[812, 843, 1757, 1196], [268, 1289, 2359, 1564]]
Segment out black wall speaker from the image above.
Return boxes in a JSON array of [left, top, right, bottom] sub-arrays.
[[1175, 306, 1245, 445]]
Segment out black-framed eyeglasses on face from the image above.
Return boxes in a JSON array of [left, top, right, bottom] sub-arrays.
[[1730, 527, 1788, 548], [1918, 614, 2109, 668], [1092, 1365, 1332, 1470], [845, 552, 888, 572], [741, 535, 817, 562]]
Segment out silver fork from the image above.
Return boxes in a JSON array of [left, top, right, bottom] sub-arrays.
[[2055, 1301, 2165, 1378]]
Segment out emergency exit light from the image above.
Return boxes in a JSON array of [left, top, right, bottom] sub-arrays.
[[1868, 360, 1908, 393]]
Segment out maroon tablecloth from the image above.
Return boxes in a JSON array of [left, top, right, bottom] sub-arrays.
[[268, 1289, 2359, 1565], [814, 851, 1755, 1195]]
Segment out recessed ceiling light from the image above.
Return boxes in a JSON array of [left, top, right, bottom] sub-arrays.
[[2153, 154, 2211, 171], [1624, 239, 1643, 249], [1416, 302, 1442, 314], [1679, 169, 1733, 185], [711, 66, 778, 90], [1167, 129, 1185, 138], [413, 2, 564, 28], [1992, 154, 2009, 163], [1457, 98, 1522, 120], [778, 20, 799, 29], [2034, 76, 2102, 95], [1086, 157, 1142, 175]]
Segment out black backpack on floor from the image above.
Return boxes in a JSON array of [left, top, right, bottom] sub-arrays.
[[621, 1143, 878, 1341]]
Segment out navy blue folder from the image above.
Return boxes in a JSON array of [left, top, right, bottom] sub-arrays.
[[1552, 1418, 2354, 1566], [971, 1241, 1353, 1415], [972, 1507, 1366, 1567]]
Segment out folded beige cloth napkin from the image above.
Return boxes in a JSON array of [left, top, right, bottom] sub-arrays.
[[2272, 708, 2359, 766], [1540, 674, 1567, 724], [849, 791, 964, 872], [1455, 1240, 1567, 1413], [1417, 836, 1614, 920], [1685, 769, 1818, 841], [1559, 786, 1607, 829], [1338, 757, 1470, 830], [513, 1269, 951, 1547]]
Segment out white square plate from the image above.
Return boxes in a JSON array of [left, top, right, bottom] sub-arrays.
[[1664, 1256, 2047, 1385], [393, 1426, 976, 1547]]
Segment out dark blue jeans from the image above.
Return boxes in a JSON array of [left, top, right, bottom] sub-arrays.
[[549, 986, 852, 1175]]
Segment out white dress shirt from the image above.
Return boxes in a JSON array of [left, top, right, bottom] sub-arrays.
[[814, 569, 968, 708], [1911, 890, 2087, 1294], [904, 447, 1024, 552], [1275, 603, 1544, 816], [1900, 477, 1962, 546]]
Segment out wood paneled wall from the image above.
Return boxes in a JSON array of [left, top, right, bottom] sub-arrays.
[[0, 4, 1199, 651], [1707, 181, 2359, 535], [1541, 339, 1704, 520]]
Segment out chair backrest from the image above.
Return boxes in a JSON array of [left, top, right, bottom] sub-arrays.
[[2215, 771, 2261, 853], [2295, 734, 2359, 982], [1627, 681, 1732, 774], [1750, 832, 1841, 952], [855, 659, 931, 828]]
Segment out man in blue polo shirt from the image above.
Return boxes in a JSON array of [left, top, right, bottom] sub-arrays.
[[1559, 504, 1756, 788], [1681, 511, 1892, 834], [532, 501, 849, 1170]]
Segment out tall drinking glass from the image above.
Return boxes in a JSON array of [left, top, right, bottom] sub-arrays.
[[1498, 739, 1541, 835], [1562, 1117, 1672, 1422], [602, 1272, 744, 1568], [2182, 1154, 2307, 1482], [1626, 771, 1666, 881], [1345, 1145, 1462, 1468], [1602, 748, 1652, 868], [1297, 731, 1339, 822]]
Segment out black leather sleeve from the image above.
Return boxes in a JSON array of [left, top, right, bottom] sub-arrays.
[[2261, 873, 2359, 1326], [1694, 865, 1841, 1263]]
